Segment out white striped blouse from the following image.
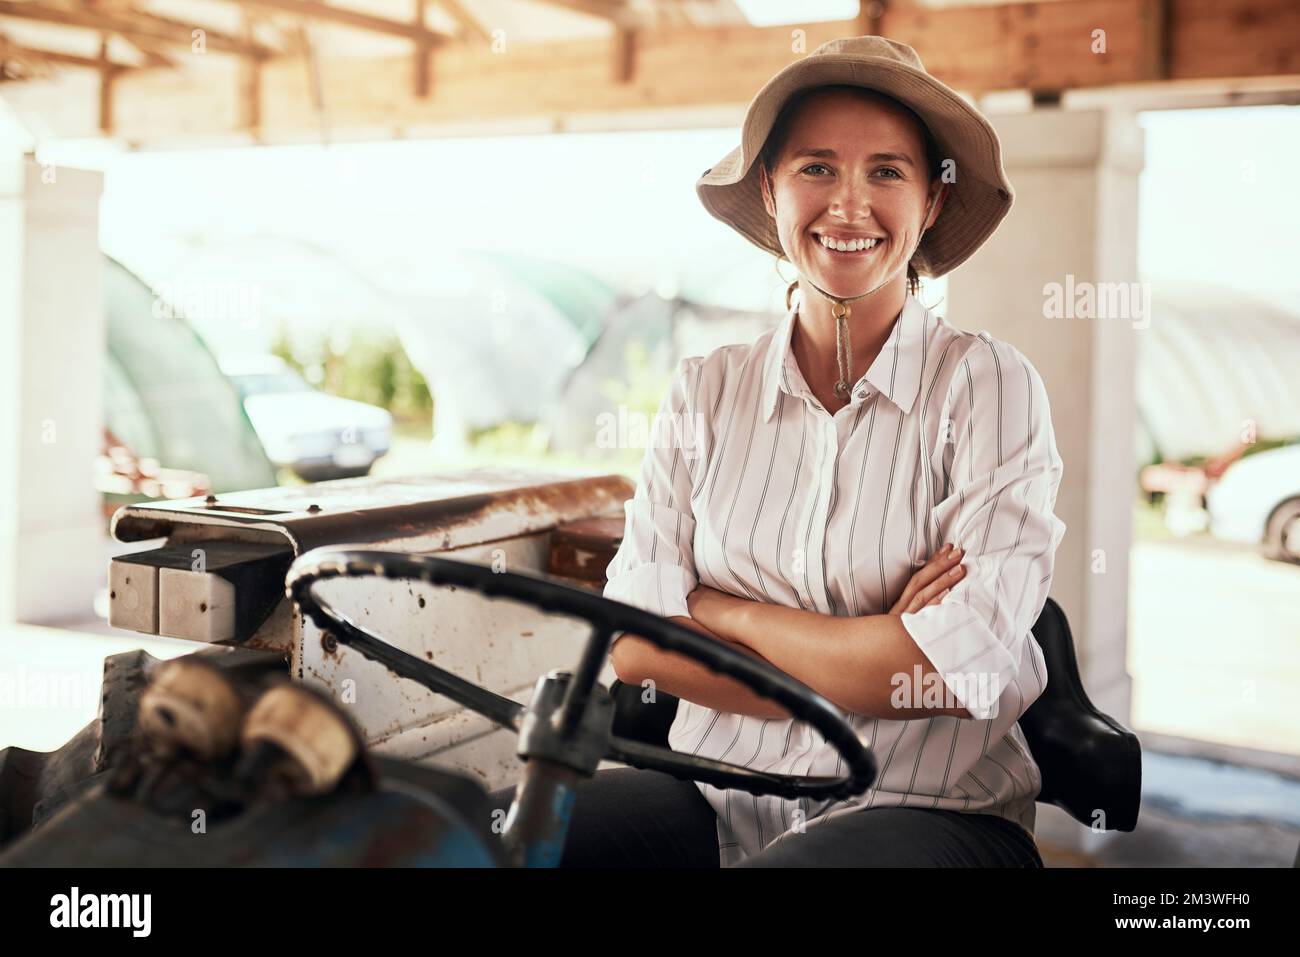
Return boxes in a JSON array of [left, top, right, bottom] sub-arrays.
[[604, 290, 1068, 866]]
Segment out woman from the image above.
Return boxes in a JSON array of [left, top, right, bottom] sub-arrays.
[[493, 35, 1067, 867]]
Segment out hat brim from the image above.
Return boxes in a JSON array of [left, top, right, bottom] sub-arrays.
[[696, 54, 1013, 278]]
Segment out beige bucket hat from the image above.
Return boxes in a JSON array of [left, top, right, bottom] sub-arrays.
[[696, 35, 1013, 279]]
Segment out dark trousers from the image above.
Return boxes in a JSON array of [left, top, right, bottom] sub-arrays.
[[488, 767, 1043, 867]]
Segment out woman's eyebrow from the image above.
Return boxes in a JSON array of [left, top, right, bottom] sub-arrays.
[[791, 147, 915, 167]]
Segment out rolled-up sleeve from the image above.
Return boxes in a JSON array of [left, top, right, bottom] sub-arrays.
[[603, 357, 705, 620], [899, 337, 1067, 720]]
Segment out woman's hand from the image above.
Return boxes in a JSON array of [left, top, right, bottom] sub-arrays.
[[687, 542, 966, 646], [889, 543, 966, 616], [686, 585, 753, 645]]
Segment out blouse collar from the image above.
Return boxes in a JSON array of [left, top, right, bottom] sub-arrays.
[[761, 291, 928, 422]]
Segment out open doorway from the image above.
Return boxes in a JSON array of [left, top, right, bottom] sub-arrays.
[[1122, 105, 1300, 854]]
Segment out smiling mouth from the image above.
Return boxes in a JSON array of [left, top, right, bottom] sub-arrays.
[[814, 233, 883, 257]]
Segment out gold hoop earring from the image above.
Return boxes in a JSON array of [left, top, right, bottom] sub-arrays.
[[773, 255, 801, 310], [785, 280, 801, 312]]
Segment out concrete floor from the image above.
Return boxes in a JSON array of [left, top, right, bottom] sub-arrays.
[[1127, 536, 1300, 756]]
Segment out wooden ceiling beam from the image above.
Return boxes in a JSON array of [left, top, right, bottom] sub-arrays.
[[241, 11, 262, 132], [413, 0, 431, 96], [537, 0, 643, 83], [435, 0, 493, 44], [4, 0, 1296, 143], [612, 24, 635, 83], [118, 36, 175, 69], [120, 5, 275, 57], [97, 34, 116, 133], [0, 32, 131, 73], [223, 0, 450, 45], [0, 33, 119, 78], [531, 0, 642, 29], [1136, 0, 1170, 82], [84, 1, 175, 67], [877, 0, 1293, 94], [0, 1, 271, 58]]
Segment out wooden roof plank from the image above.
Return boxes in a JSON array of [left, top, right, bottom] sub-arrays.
[[4, 0, 1297, 142], [530, 0, 640, 29], [435, 0, 493, 43], [0, 0, 271, 57], [222, 0, 451, 44]]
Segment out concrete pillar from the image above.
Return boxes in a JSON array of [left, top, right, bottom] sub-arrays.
[[946, 108, 1144, 854], [0, 151, 105, 624]]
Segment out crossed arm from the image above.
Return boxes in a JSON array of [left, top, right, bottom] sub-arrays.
[[609, 545, 973, 722]]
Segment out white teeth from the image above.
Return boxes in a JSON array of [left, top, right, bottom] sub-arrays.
[[819, 235, 878, 252]]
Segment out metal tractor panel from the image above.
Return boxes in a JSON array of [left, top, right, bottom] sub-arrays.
[[107, 470, 632, 791]]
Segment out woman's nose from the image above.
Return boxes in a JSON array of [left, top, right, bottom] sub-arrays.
[[830, 175, 872, 221]]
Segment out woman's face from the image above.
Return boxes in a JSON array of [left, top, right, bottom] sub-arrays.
[[760, 89, 944, 300]]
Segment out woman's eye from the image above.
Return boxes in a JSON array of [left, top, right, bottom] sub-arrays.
[[799, 164, 903, 179]]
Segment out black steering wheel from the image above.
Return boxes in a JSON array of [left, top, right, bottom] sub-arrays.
[[286, 548, 875, 801]]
